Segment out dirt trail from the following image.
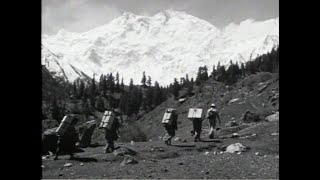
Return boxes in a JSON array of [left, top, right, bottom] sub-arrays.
[[42, 121, 279, 179]]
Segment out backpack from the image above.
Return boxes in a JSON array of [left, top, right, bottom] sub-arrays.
[[99, 111, 114, 130]]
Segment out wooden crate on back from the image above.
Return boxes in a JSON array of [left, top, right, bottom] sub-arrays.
[[162, 108, 176, 124], [55, 115, 74, 136], [99, 111, 114, 129], [187, 108, 203, 120]]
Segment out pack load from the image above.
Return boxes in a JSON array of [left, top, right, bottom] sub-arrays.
[[188, 108, 203, 119], [55, 115, 75, 136], [78, 120, 96, 148], [162, 108, 176, 124], [99, 111, 114, 129]]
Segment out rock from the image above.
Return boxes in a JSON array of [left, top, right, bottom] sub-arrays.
[[130, 141, 135, 145], [237, 152, 241, 155], [225, 120, 238, 127], [120, 155, 138, 166], [242, 111, 263, 123], [42, 155, 49, 160], [229, 98, 240, 104], [213, 151, 217, 155], [179, 98, 187, 103], [265, 112, 279, 122], [161, 169, 168, 173], [204, 151, 210, 155], [174, 137, 181, 142], [41, 165, 45, 168], [264, 155, 267, 158], [113, 146, 137, 157], [226, 143, 247, 153], [80, 163, 84, 166], [271, 132, 279, 136], [64, 163, 73, 167], [255, 152, 260, 156]]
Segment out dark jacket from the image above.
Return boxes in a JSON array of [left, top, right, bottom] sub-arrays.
[[104, 117, 120, 141]]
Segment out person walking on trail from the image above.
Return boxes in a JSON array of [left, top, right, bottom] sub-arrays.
[[188, 108, 203, 142], [104, 109, 122, 153], [162, 109, 178, 145], [191, 118, 203, 142], [54, 116, 79, 160], [206, 103, 221, 139]]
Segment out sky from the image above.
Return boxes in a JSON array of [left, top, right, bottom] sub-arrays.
[[42, 0, 279, 35]]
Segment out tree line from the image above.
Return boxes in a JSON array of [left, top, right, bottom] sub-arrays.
[[42, 46, 279, 122]]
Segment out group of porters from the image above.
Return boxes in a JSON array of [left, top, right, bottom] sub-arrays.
[[161, 103, 221, 145], [52, 103, 220, 160]]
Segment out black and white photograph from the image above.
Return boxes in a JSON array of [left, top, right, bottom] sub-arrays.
[[41, 0, 279, 179]]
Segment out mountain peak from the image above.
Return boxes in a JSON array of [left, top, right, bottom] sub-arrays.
[[42, 11, 279, 85]]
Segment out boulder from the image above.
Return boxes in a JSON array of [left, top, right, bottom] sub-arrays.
[[120, 155, 138, 166], [228, 98, 240, 104], [265, 112, 279, 122], [242, 111, 263, 123], [225, 143, 247, 153], [64, 163, 73, 167]]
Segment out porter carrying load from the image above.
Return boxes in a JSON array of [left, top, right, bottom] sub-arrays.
[[102, 109, 122, 153], [188, 108, 203, 142], [206, 103, 221, 139], [162, 108, 178, 145], [162, 108, 177, 124]]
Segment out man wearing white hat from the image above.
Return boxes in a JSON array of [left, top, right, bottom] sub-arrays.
[[206, 103, 221, 139]]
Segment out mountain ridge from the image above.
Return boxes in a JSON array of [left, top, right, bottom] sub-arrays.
[[42, 10, 279, 85]]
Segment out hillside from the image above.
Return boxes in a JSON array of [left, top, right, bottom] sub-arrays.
[[42, 71, 279, 179], [135, 72, 278, 141]]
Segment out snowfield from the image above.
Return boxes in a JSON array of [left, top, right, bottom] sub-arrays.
[[42, 10, 279, 85]]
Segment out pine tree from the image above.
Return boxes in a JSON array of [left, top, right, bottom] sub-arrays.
[[172, 78, 180, 98], [152, 81, 161, 106], [79, 80, 85, 98], [141, 71, 146, 87], [115, 72, 120, 92], [72, 81, 77, 97], [120, 77, 125, 92], [203, 66, 209, 81], [129, 79, 134, 91], [147, 76, 152, 87], [89, 76, 96, 107]]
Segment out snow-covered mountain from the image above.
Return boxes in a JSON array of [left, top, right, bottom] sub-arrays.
[[42, 10, 279, 85]]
